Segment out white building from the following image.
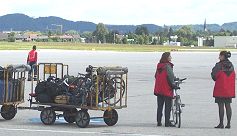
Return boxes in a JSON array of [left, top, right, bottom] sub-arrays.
[[80, 37, 86, 43], [197, 37, 204, 47], [163, 41, 181, 46], [169, 41, 181, 46], [214, 36, 237, 48]]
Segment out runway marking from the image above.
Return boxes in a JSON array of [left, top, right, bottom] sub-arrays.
[[0, 127, 164, 136]]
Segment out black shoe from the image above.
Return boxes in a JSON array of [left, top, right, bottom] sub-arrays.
[[225, 124, 231, 129], [165, 122, 175, 127], [27, 78, 32, 81], [214, 124, 224, 129], [157, 122, 162, 126]]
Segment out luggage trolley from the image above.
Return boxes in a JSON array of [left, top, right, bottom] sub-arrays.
[[0, 64, 30, 120], [29, 63, 128, 128]]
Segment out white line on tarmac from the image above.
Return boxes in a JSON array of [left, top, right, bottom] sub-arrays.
[[0, 128, 165, 136]]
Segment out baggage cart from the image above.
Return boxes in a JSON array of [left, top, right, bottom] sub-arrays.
[[0, 64, 30, 120], [28, 63, 128, 128]]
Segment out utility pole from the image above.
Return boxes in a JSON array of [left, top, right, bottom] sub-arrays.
[[114, 32, 115, 44]]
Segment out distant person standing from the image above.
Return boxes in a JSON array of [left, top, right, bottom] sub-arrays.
[[27, 45, 38, 81], [154, 52, 179, 127], [211, 51, 235, 129]]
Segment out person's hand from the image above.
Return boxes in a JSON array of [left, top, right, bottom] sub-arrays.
[[172, 83, 180, 90], [174, 77, 179, 81], [173, 86, 180, 90]]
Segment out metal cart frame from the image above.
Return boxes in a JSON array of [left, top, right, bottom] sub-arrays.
[[0, 64, 29, 120], [28, 63, 128, 128]]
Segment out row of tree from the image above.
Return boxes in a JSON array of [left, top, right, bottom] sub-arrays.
[[81, 23, 237, 46], [5, 23, 237, 46]]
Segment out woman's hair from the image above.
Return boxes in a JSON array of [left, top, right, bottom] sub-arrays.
[[159, 52, 171, 63], [32, 45, 36, 50], [220, 51, 231, 59]]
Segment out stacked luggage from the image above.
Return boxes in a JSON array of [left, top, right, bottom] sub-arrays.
[[34, 65, 128, 106], [0, 65, 30, 103], [35, 75, 87, 105]]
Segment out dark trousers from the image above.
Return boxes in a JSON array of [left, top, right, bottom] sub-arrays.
[[157, 94, 172, 124], [28, 61, 37, 77]]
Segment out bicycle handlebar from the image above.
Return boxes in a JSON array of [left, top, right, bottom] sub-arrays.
[[179, 78, 187, 82], [175, 78, 187, 84], [78, 72, 86, 76]]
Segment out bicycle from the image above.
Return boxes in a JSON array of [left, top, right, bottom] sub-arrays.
[[170, 78, 186, 128], [76, 65, 126, 106]]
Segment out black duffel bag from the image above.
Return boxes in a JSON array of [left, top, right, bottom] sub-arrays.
[[35, 81, 64, 103]]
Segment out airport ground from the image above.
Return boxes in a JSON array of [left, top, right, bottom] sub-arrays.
[[0, 50, 236, 136]]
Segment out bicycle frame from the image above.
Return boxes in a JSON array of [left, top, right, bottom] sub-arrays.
[[170, 78, 186, 128]]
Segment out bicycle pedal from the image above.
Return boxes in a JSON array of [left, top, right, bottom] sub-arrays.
[[181, 104, 185, 107]]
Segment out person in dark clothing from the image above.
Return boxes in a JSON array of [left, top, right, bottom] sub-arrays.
[[211, 51, 235, 129], [27, 45, 38, 81], [154, 52, 178, 127]]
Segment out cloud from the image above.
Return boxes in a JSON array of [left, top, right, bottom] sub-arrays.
[[0, 0, 237, 25], [0, 1, 13, 15]]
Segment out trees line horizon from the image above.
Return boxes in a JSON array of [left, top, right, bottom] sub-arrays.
[[1, 13, 237, 46], [4, 22, 237, 46]]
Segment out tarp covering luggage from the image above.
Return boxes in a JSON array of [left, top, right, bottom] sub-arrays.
[[0, 64, 29, 120]]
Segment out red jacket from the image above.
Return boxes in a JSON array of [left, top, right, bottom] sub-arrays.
[[213, 71, 235, 98], [212, 61, 235, 98], [27, 50, 37, 63], [154, 63, 173, 97]]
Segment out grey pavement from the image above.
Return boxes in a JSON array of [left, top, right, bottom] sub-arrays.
[[0, 50, 236, 136]]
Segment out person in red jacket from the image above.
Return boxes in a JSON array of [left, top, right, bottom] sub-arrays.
[[154, 52, 178, 127], [27, 45, 38, 81], [211, 51, 235, 129]]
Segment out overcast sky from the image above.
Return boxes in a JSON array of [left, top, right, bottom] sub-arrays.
[[0, 0, 236, 26]]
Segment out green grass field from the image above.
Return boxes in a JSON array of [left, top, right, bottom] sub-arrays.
[[0, 42, 236, 52]]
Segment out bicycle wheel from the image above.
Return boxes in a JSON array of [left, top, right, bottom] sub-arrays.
[[175, 96, 181, 128], [76, 77, 86, 88], [171, 99, 178, 125], [104, 77, 125, 106], [177, 105, 181, 128]]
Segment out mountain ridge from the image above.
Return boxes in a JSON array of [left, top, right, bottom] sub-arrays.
[[0, 13, 237, 33]]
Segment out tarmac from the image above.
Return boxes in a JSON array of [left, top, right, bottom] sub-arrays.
[[0, 50, 236, 136]]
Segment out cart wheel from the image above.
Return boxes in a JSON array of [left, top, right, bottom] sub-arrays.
[[103, 109, 118, 126], [75, 110, 90, 128], [63, 108, 77, 123], [40, 108, 56, 125], [1, 105, 17, 120]]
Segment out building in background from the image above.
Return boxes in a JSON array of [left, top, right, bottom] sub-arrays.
[[214, 36, 237, 48], [197, 37, 204, 47], [0, 32, 8, 41]]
